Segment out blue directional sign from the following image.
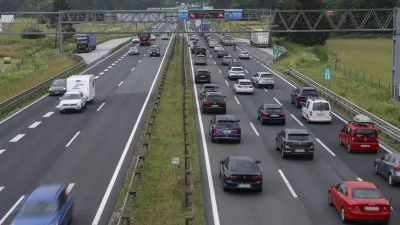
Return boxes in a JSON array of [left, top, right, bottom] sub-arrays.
[[178, 10, 188, 20], [322, 67, 333, 80], [225, 9, 243, 20]]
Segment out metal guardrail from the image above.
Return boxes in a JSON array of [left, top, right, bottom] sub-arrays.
[[116, 32, 177, 225], [284, 69, 400, 144]]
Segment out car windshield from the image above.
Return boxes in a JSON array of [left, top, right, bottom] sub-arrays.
[[288, 134, 311, 141], [62, 94, 80, 100], [129, 47, 137, 50], [352, 188, 382, 199], [260, 73, 273, 78], [150, 47, 158, 51], [216, 120, 237, 127], [239, 81, 252, 85], [232, 68, 243, 72], [355, 129, 377, 138], [266, 108, 282, 113], [206, 95, 224, 102], [312, 102, 330, 110], [302, 90, 318, 96], [52, 80, 65, 86], [18, 201, 58, 215], [231, 62, 241, 66], [230, 160, 257, 173]]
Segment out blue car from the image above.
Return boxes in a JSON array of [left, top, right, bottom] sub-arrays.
[[11, 184, 73, 225], [208, 115, 241, 143]]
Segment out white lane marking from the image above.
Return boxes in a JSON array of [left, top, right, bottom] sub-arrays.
[[244, 69, 249, 73], [96, 102, 106, 112], [10, 134, 25, 142], [0, 186, 3, 192], [234, 96, 240, 105], [225, 80, 229, 86], [0, 195, 25, 224], [121, 56, 125, 58], [99, 72, 104, 75], [249, 122, 259, 136], [118, 81, 124, 87], [256, 60, 260, 63], [66, 183, 75, 194], [95, 76, 100, 79], [118, 59, 122, 61], [92, 34, 174, 225], [264, 88, 268, 92], [108, 66, 112, 69], [186, 27, 221, 225], [213, 61, 216, 64], [66, 131, 80, 147], [273, 97, 282, 106], [104, 69, 109, 72], [144, 54, 147, 56], [28, 121, 41, 128], [210, 55, 212, 58], [356, 177, 363, 181], [316, 138, 336, 156], [278, 170, 298, 198], [0, 149, 4, 155], [112, 63, 115, 66], [290, 114, 304, 126], [138, 60, 141, 63], [43, 112, 54, 117], [114, 61, 118, 63], [131, 67, 135, 71], [218, 69, 221, 73]]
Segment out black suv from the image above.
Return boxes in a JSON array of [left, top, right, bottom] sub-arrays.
[[257, 104, 285, 125], [209, 115, 241, 143], [195, 69, 211, 83], [201, 92, 226, 114], [195, 47, 207, 56], [199, 83, 219, 99], [149, 45, 161, 57], [290, 87, 318, 108], [275, 129, 314, 159], [217, 50, 229, 58]]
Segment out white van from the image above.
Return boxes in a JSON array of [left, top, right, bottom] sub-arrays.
[[301, 97, 332, 123], [66, 74, 95, 102]]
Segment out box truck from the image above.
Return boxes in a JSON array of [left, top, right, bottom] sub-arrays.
[[250, 29, 270, 48], [76, 34, 96, 53], [66, 75, 95, 102]]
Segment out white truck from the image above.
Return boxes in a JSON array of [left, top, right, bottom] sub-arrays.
[[66, 75, 96, 102], [250, 29, 270, 48]]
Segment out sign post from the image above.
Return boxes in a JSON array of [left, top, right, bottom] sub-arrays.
[[172, 157, 179, 186], [273, 46, 279, 60], [322, 67, 333, 89]]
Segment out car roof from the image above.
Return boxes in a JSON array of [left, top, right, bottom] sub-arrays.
[[229, 156, 255, 164], [216, 115, 236, 121], [26, 184, 64, 202], [307, 97, 328, 103], [285, 128, 309, 134], [65, 90, 81, 94], [258, 72, 272, 75], [197, 68, 209, 72], [264, 104, 282, 108], [343, 181, 377, 189], [300, 87, 316, 90], [238, 79, 251, 82]]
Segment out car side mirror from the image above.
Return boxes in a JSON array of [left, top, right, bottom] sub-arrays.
[[236, 119, 240, 122], [255, 160, 261, 164]]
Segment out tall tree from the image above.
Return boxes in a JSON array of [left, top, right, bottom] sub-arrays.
[[53, 0, 75, 39]]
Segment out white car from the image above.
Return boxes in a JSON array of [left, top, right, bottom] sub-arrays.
[[233, 79, 254, 94], [228, 67, 245, 80], [214, 46, 224, 52], [209, 41, 218, 48], [251, 72, 274, 88], [57, 91, 86, 113], [239, 50, 250, 59], [132, 37, 139, 43], [301, 97, 332, 123], [151, 35, 156, 40]]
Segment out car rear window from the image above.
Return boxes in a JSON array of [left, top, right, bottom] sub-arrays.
[[197, 70, 209, 74], [260, 74, 273, 78], [206, 96, 224, 102], [230, 161, 257, 173], [355, 129, 377, 138], [232, 68, 243, 72], [216, 120, 237, 127], [204, 88, 217, 92], [302, 90, 318, 96], [352, 188, 382, 199], [266, 107, 282, 113], [197, 48, 206, 52], [19, 201, 58, 214], [231, 62, 241, 66], [225, 57, 232, 59], [52, 80, 65, 85], [242, 51, 248, 54], [312, 102, 330, 110], [288, 134, 311, 141], [239, 81, 252, 85], [150, 47, 159, 51]]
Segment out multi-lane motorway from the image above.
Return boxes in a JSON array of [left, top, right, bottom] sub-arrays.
[[188, 28, 400, 225], [0, 23, 173, 225]]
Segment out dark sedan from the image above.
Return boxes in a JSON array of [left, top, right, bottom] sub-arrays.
[[49, 79, 66, 96], [257, 104, 286, 125], [217, 50, 229, 58], [190, 45, 199, 54], [209, 115, 241, 143], [219, 156, 262, 192], [194, 54, 207, 65], [194, 69, 211, 83], [201, 92, 226, 114], [199, 83, 218, 99], [275, 128, 314, 159], [374, 153, 400, 186]]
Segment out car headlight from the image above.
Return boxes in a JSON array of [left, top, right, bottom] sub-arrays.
[[49, 88, 52, 91], [63, 88, 66, 90]]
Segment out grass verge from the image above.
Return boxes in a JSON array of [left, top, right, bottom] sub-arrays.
[[111, 37, 205, 225]]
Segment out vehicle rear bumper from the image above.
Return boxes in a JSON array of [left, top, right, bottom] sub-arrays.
[[212, 134, 240, 141], [224, 181, 262, 190], [195, 77, 210, 83], [282, 148, 314, 156], [236, 89, 254, 93], [346, 211, 390, 222], [59, 106, 82, 112], [229, 75, 245, 79], [49, 90, 65, 96], [262, 117, 285, 123], [203, 107, 225, 113], [195, 61, 207, 64], [309, 116, 332, 122], [349, 143, 379, 151]]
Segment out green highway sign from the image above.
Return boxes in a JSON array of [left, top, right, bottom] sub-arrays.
[[273, 46, 279, 56], [322, 67, 332, 80]]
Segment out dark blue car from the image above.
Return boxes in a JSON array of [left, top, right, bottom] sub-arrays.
[[209, 115, 241, 143], [11, 184, 73, 225]]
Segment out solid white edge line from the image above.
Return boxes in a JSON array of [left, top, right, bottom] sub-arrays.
[[104, 69, 109, 72], [273, 97, 282, 106], [118, 81, 124, 87], [138, 60, 141, 63], [278, 169, 298, 198], [244, 69, 249, 73], [66, 183, 75, 194], [96, 102, 106, 112], [316, 138, 336, 156], [99, 72, 104, 75], [0, 186, 3, 192], [43, 112, 54, 118], [9, 134, 25, 142], [66, 131, 80, 147], [92, 32, 173, 225], [249, 122, 259, 136], [218, 69, 221, 73], [213, 61, 216, 64], [225, 80, 229, 86], [108, 66, 112, 69], [234, 96, 240, 105], [290, 114, 304, 126], [356, 177, 363, 181], [131, 68, 135, 71], [112, 63, 115, 66], [186, 24, 221, 225], [0, 195, 25, 224], [28, 121, 41, 129], [0, 149, 4, 155]]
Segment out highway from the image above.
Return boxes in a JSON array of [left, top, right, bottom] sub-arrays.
[[188, 27, 400, 225], [0, 23, 173, 225]]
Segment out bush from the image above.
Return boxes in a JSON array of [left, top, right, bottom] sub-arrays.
[[21, 27, 46, 39]]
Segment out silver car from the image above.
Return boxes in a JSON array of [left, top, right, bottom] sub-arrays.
[[214, 46, 224, 52], [222, 56, 233, 65], [208, 41, 218, 48], [161, 35, 169, 40], [239, 50, 250, 59], [128, 47, 139, 55]]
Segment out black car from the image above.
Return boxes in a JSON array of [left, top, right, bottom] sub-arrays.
[[275, 129, 314, 159], [257, 104, 285, 125], [195, 47, 206, 56], [190, 45, 199, 54], [194, 69, 211, 83], [199, 84, 219, 99], [217, 50, 229, 58], [149, 45, 161, 57], [219, 156, 262, 192], [49, 79, 66, 96], [201, 92, 226, 114], [290, 87, 318, 108], [209, 115, 241, 143], [374, 153, 400, 186]]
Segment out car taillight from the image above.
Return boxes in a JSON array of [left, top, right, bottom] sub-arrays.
[[348, 205, 361, 211], [351, 137, 354, 141], [228, 176, 237, 179], [249, 86, 253, 88], [307, 142, 313, 145], [285, 142, 293, 145], [329, 111, 332, 116], [298, 96, 305, 99], [309, 111, 312, 116], [213, 127, 221, 131], [237, 85, 241, 88], [203, 101, 209, 105], [382, 205, 390, 211], [207, 73, 211, 77], [280, 112, 285, 117], [219, 101, 225, 105], [262, 112, 268, 116], [252, 176, 261, 180], [196, 74, 200, 76], [394, 163, 400, 171]]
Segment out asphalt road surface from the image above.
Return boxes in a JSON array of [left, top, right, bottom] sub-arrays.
[[188, 27, 400, 225], [0, 23, 174, 225]]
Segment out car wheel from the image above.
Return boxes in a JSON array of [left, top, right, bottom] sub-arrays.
[[328, 192, 333, 205], [211, 136, 215, 142], [281, 120, 286, 125], [388, 174, 394, 186], [339, 137, 343, 146], [296, 101, 301, 108], [291, 98, 294, 104], [374, 163, 379, 175], [347, 144, 352, 153], [271, 85, 274, 88], [275, 140, 280, 150], [281, 149, 286, 159], [236, 138, 241, 144], [341, 207, 348, 223]]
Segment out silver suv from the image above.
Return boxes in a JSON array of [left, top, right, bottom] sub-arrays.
[[251, 72, 274, 88]]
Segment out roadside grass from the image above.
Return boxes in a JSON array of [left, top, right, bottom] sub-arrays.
[[111, 37, 205, 225], [269, 38, 400, 151]]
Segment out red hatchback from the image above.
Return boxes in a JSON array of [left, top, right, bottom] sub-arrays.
[[328, 181, 390, 224]]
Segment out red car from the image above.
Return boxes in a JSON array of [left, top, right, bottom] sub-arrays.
[[328, 181, 390, 224]]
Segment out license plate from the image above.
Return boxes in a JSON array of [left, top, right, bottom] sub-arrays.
[[295, 149, 305, 152], [211, 105, 218, 107], [361, 145, 370, 147], [270, 115, 279, 117], [364, 206, 379, 211], [238, 184, 251, 188], [317, 113, 324, 116], [223, 130, 231, 134]]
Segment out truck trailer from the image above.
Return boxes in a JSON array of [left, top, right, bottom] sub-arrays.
[[250, 29, 270, 48], [76, 34, 96, 53]]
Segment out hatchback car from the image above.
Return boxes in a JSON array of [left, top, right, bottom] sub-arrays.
[[11, 184, 73, 225], [161, 34, 169, 40], [219, 156, 262, 192], [49, 79, 66, 96], [149, 45, 161, 57], [199, 83, 219, 99], [209, 115, 241, 143], [251, 72, 274, 88], [275, 128, 314, 159], [228, 67, 245, 80], [239, 50, 250, 59], [194, 69, 211, 83], [375, 153, 400, 186], [257, 104, 285, 125], [128, 46, 139, 55], [291, 87, 319, 108], [328, 181, 390, 224], [201, 92, 226, 114], [194, 54, 207, 65], [233, 79, 253, 94]]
